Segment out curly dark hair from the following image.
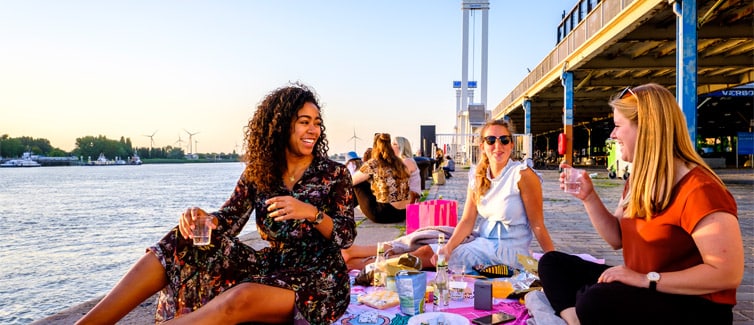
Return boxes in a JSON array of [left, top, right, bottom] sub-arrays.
[[241, 83, 329, 192]]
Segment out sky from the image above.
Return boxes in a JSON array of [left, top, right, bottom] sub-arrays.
[[1, 0, 576, 156]]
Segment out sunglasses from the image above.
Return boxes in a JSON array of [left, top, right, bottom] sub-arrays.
[[618, 86, 636, 99], [483, 135, 512, 145]]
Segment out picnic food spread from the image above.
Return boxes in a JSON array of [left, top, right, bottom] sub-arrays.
[[358, 290, 401, 309]]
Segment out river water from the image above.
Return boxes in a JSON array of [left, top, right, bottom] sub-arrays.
[[0, 163, 250, 324]]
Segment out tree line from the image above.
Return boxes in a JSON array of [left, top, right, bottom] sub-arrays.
[[0, 134, 239, 161]]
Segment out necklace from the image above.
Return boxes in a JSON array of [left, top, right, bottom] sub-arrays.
[[286, 168, 303, 183], [286, 161, 311, 183]]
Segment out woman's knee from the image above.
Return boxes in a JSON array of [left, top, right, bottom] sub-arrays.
[[216, 283, 256, 318], [538, 251, 567, 278], [573, 283, 622, 323]]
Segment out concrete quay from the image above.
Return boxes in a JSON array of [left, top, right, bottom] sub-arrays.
[[34, 167, 753, 324]]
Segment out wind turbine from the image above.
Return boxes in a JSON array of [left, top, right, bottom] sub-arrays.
[[348, 128, 362, 152], [184, 129, 200, 155], [143, 130, 157, 157], [175, 134, 185, 151]]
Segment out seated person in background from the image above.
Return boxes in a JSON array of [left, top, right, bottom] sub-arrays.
[[443, 155, 455, 178], [434, 148, 445, 169], [352, 133, 411, 224], [343, 119, 555, 273], [393, 136, 421, 203], [538, 83, 744, 325], [345, 151, 362, 175]]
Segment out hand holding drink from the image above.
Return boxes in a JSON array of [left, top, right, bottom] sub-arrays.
[[563, 167, 585, 194], [178, 207, 216, 245], [192, 215, 213, 246]]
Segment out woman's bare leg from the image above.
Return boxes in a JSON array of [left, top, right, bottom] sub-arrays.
[[164, 283, 295, 324], [341, 244, 378, 270], [560, 307, 581, 325], [343, 244, 437, 271], [411, 245, 436, 269], [76, 252, 167, 325]]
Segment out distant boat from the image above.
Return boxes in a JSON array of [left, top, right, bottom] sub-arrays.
[[0, 152, 42, 168], [88, 153, 112, 166], [129, 152, 142, 165], [87, 153, 141, 166]]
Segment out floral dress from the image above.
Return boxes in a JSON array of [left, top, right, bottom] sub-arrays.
[[148, 157, 357, 324]]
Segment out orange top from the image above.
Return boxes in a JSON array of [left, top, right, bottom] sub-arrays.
[[621, 167, 738, 305]]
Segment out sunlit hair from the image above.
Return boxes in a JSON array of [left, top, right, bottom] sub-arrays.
[[474, 119, 514, 199], [363, 148, 372, 161], [242, 83, 329, 192], [371, 133, 410, 191], [394, 136, 413, 159], [609, 83, 721, 219]]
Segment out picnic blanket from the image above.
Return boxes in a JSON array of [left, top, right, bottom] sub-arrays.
[[340, 253, 603, 325], [340, 270, 530, 325]]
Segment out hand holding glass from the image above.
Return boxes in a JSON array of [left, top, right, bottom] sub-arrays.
[[193, 215, 213, 246], [564, 167, 584, 194]]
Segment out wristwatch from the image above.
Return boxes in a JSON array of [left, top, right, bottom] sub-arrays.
[[311, 210, 325, 225], [647, 272, 661, 291]]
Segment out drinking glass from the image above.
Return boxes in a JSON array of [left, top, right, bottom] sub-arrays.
[[448, 263, 466, 301], [193, 215, 212, 246], [564, 167, 584, 194]]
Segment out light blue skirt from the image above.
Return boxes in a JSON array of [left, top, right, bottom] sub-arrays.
[[449, 223, 532, 273]]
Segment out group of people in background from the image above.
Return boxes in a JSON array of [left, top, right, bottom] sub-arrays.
[[346, 133, 449, 224], [78, 82, 743, 325]]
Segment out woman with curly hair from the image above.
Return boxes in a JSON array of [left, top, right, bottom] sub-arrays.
[[77, 83, 357, 325], [351, 133, 411, 223]]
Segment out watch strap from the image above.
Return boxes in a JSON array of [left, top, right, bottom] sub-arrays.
[[647, 272, 660, 291]]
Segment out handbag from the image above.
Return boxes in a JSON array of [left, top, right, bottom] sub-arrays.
[[432, 168, 446, 185], [405, 199, 458, 234]]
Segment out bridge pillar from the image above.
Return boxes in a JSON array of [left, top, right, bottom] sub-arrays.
[[673, 0, 698, 146], [523, 97, 532, 159], [562, 71, 574, 166]]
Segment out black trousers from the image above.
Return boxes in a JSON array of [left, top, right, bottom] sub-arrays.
[[353, 182, 406, 224], [538, 251, 733, 325]]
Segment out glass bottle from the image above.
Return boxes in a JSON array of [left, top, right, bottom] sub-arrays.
[[434, 233, 449, 311], [373, 242, 387, 291]]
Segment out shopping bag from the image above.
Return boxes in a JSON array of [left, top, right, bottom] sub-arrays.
[[432, 168, 446, 185], [405, 199, 458, 234]]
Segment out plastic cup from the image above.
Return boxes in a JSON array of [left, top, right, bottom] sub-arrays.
[[448, 263, 466, 301], [564, 167, 584, 194], [193, 215, 212, 246]]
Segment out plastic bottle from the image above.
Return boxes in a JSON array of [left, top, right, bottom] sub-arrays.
[[434, 233, 449, 311]]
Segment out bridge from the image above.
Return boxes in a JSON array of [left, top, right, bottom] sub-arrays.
[[488, 0, 752, 166]]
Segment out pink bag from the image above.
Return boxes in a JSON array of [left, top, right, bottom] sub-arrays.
[[405, 199, 458, 234]]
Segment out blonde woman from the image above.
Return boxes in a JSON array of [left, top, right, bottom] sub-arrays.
[[392, 136, 421, 203], [539, 83, 743, 324]]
